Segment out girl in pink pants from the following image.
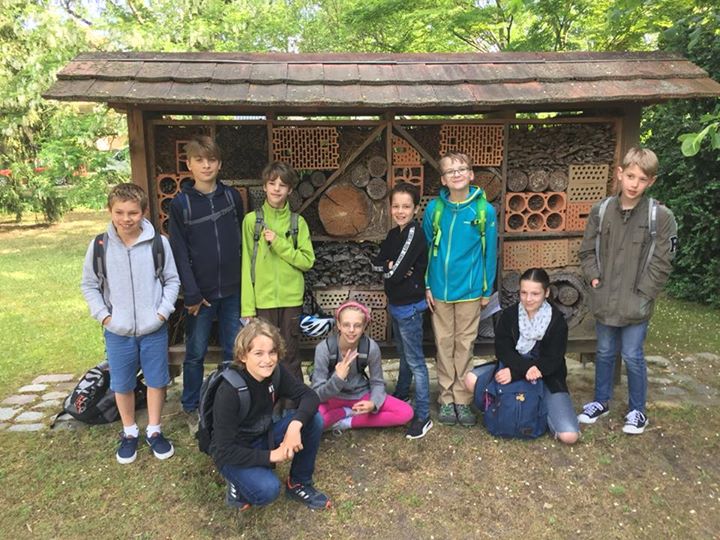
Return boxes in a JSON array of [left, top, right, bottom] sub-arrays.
[[311, 301, 413, 431]]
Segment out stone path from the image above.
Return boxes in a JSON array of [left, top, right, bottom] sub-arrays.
[[1, 353, 718, 433]]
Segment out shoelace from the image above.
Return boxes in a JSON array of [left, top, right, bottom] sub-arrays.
[[584, 401, 604, 414], [626, 410, 644, 424]]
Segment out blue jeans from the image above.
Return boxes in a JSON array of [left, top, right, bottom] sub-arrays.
[[182, 293, 240, 412], [219, 412, 324, 506], [391, 305, 430, 420], [104, 324, 170, 392], [471, 363, 579, 435], [594, 320, 649, 413]]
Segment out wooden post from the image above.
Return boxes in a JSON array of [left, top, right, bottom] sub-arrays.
[[127, 107, 154, 221]]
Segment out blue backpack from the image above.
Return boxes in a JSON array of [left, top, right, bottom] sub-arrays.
[[482, 365, 548, 439]]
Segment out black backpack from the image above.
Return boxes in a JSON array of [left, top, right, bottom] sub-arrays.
[[55, 361, 147, 425], [92, 231, 166, 294], [325, 333, 371, 380], [196, 363, 281, 455]]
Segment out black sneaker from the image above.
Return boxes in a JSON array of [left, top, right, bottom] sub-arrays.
[[577, 401, 610, 424], [622, 410, 648, 435], [392, 391, 411, 403], [285, 479, 331, 510], [406, 417, 433, 439], [225, 481, 251, 511]]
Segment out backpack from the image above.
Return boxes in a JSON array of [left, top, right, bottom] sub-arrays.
[[92, 230, 166, 294], [595, 196, 658, 279], [55, 361, 147, 426], [482, 371, 548, 440], [178, 188, 240, 231], [196, 363, 281, 455], [250, 206, 299, 285], [429, 190, 489, 291], [325, 333, 371, 381]]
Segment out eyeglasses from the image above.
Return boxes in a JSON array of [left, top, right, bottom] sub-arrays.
[[442, 166, 470, 177]]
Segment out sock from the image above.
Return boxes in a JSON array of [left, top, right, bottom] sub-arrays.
[[342, 407, 353, 418], [146, 424, 161, 438], [123, 424, 139, 438], [331, 416, 352, 431]]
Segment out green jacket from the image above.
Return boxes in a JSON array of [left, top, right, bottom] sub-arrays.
[[578, 196, 677, 326], [241, 201, 315, 317]]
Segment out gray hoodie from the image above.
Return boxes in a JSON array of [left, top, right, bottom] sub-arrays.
[[81, 218, 180, 337], [311, 335, 387, 411]]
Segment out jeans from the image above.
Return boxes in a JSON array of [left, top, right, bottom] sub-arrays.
[[594, 320, 649, 413], [182, 293, 240, 412], [391, 306, 430, 420], [219, 412, 324, 506]]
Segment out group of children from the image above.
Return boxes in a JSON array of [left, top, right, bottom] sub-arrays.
[[81, 137, 677, 513]]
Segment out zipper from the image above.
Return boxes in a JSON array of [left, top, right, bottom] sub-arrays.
[[210, 195, 222, 294], [443, 210, 458, 300], [127, 249, 138, 336]]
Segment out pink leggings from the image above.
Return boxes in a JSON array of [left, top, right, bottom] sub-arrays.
[[318, 393, 414, 430]]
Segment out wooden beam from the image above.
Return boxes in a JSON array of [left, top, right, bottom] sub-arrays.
[[127, 107, 154, 217], [298, 123, 386, 213], [392, 123, 440, 173]]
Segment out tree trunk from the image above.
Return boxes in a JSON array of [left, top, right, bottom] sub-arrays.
[[318, 184, 371, 237]]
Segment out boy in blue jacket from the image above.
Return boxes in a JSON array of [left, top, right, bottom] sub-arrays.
[[169, 136, 244, 426], [422, 152, 498, 426]]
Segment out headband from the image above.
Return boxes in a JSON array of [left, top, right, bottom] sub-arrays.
[[335, 301, 372, 323]]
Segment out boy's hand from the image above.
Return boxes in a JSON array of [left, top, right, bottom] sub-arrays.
[[591, 278, 600, 288], [157, 314, 166, 322], [102, 315, 111, 326], [351, 400, 375, 415], [187, 299, 211, 316], [269, 446, 292, 463], [425, 289, 435, 313], [387, 260, 394, 269], [525, 366, 542, 382], [334, 348, 358, 380], [281, 420, 304, 454], [494, 367, 511, 385], [262, 228, 277, 244], [480, 297, 490, 308]]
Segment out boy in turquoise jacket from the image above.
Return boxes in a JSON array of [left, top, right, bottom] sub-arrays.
[[241, 162, 315, 385], [422, 152, 498, 426]]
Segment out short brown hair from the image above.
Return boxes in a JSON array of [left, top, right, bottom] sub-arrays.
[[107, 183, 148, 213], [262, 161, 299, 189], [233, 319, 286, 365], [622, 147, 659, 177], [439, 152, 473, 171], [184, 135, 222, 162], [390, 182, 420, 206]]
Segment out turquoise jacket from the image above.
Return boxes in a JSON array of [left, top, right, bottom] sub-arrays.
[[422, 186, 498, 302]]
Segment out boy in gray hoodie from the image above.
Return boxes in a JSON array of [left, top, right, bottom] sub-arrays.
[[81, 184, 180, 464]]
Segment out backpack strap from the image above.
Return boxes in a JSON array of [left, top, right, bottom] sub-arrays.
[[287, 212, 299, 249], [640, 198, 658, 276], [151, 231, 166, 286], [473, 192, 488, 293], [251, 207, 265, 285], [430, 198, 444, 258], [221, 368, 251, 425], [595, 196, 614, 279], [92, 233, 108, 293]]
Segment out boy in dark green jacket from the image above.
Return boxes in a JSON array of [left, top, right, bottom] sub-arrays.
[[241, 162, 315, 384]]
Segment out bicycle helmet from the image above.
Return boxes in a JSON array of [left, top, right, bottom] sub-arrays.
[[299, 314, 334, 337]]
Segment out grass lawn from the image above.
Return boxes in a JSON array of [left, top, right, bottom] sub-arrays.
[[1, 209, 719, 538]]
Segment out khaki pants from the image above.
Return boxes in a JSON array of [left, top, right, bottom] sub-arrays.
[[431, 300, 482, 405]]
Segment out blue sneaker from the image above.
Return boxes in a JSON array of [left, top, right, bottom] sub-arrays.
[[116, 433, 138, 464], [285, 479, 331, 510], [146, 432, 175, 460]]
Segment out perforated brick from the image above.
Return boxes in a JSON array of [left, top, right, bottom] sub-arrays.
[[503, 239, 569, 270], [565, 202, 594, 232], [316, 289, 350, 312], [157, 174, 179, 196], [178, 174, 195, 190], [567, 237, 583, 266], [159, 195, 174, 215], [417, 195, 433, 221], [349, 290, 387, 309], [391, 166, 424, 195], [391, 135, 422, 166], [567, 164, 609, 202], [439, 125, 504, 166], [369, 309, 389, 341], [272, 127, 339, 170], [504, 192, 566, 232]]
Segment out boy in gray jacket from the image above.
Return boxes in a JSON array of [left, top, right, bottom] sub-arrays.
[[81, 184, 180, 463], [577, 148, 678, 435]]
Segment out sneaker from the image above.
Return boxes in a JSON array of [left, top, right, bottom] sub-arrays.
[[285, 479, 331, 510], [146, 432, 175, 460], [225, 481, 251, 511], [622, 410, 648, 435], [577, 401, 610, 424], [455, 404, 477, 427], [184, 409, 199, 436], [116, 433, 138, 464], [438, 403, 457, 425], [406, 416, 433, 439]]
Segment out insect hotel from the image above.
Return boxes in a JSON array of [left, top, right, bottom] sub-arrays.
[[45, 51, 720, 361]]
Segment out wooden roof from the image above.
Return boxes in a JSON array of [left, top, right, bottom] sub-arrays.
[[44, 51, 720, 114]]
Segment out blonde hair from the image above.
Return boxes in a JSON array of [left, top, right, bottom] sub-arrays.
[[439, 152, 473, 170], [107, 183, 148, 213], [233, 319, 286, 365], [622, 147, 659, 177]]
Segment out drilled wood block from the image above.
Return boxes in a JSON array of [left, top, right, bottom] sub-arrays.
[[503, 239, 569, 270], [565, 202, 594, 232], [369, 308, 389, 342], [439, 124, 504, 166], [367, 155, 388, 177], [568, 164, 609, 202], [567, 238, 583, 266], [391, 135, 421, 166], [316, 289, 350, 312], [272, 127, 340, 170], [349, 290, 387, 309]]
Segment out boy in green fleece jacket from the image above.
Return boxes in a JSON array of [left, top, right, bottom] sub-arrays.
[[241, 162, 315, 385]]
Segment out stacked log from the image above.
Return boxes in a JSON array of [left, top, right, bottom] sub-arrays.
[[305, 241, 382, 288], [318, 184, 371, 237]]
